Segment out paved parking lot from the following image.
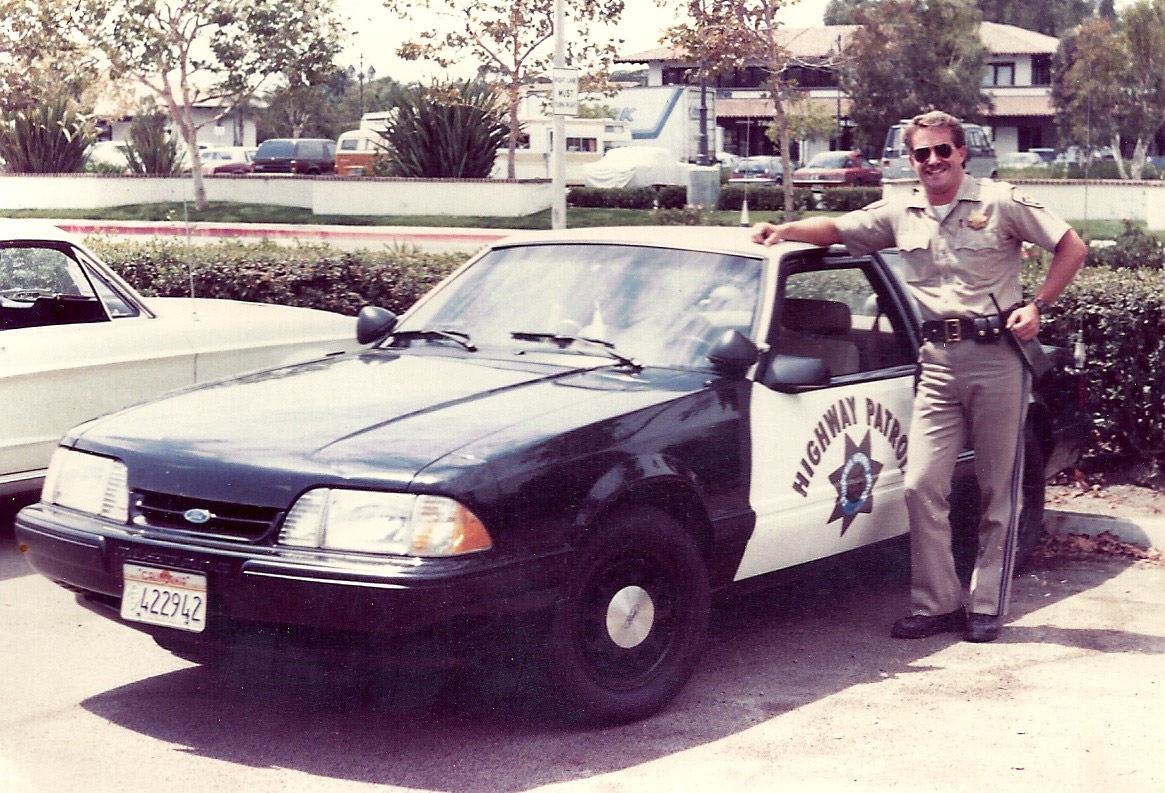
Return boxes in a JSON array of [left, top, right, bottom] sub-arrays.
[[2, 506, 1162, 793]]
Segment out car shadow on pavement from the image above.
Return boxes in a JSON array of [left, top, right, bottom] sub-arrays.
[[76, 546, 1155, 792]]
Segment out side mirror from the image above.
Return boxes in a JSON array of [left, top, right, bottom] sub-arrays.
[[356, 305, 398, 345], [706, 330, 758, 378], [760, 355, 831, 392]]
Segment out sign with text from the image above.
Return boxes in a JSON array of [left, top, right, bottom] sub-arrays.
[[552, 67, 580, 117]]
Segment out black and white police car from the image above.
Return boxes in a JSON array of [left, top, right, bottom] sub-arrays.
[[15, 227, 1089, 724]]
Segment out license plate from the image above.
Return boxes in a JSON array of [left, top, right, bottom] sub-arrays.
[[121, 564, 207, 633]]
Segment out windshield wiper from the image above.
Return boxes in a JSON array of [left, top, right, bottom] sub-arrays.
[[511, 331, 641, 369], [391, 328, 477, 352]]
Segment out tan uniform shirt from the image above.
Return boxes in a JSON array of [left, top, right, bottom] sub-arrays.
[[835, 177, 1071, 321]]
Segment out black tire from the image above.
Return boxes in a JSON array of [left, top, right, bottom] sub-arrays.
[[548, 505, 710, 725]]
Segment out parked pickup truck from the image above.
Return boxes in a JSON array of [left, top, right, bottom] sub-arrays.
[[15, 227, 1090, 725]]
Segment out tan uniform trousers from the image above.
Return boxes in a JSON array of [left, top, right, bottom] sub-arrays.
[[904, 339, 1030, 617]]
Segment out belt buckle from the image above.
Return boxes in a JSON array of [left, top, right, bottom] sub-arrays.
[[944, 318, 962, 343]]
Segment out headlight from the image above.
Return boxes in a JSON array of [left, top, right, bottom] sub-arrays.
[[41, 448, 129, 523], [279, 489, 492, 557]]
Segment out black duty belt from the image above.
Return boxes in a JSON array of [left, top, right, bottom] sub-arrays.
[[921, 315, 1007, 344]]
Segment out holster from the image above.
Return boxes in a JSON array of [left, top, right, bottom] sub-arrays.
[[972, 314, 1006, 343]]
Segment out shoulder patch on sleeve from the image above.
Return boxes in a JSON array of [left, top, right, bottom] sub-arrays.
[[1011, 188, 1044, 208], [862, 199, 888, 211]]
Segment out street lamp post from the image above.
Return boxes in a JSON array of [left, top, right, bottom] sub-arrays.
[[347, 54, 376, 119]]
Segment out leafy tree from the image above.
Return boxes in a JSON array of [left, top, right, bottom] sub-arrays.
[[124, 108, 184, 175], [71, 0, 343, 208], [0, 0, 98, 112], [828, 0, 1097, 35], [665, 1, 805, 220], [0, 98, 95, 173], [373, 80, 510, 178], [1116, 0, 1165, 179], [976, 0, 1095, 37], [838, 0, 990, 152], [383, 0, 625, 179], [1051, 13, 1163, 179], [823, 0, 875, 24]]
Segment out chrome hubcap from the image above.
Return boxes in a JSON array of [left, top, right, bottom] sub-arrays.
[[605, 585, 655, 649]]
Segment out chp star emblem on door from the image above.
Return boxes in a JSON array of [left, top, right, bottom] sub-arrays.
[[827, 431, 883, 535]]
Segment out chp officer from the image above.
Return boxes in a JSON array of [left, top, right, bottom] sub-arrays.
[[751, 111, 1086, 642]]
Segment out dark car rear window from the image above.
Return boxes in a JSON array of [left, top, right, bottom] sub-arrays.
[[256, 140, 294, 158]]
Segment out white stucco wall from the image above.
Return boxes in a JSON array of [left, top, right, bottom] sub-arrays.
[[883, 178, 1165, 230], [0, 175, 553, 217]]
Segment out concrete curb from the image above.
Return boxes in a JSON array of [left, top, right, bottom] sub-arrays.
[[1045, 508, 1165, 551]]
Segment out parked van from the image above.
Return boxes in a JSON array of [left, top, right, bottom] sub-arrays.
[[252, 138, 336, 175], [881, 119, 996, 181], [335, 128, 386, 176]]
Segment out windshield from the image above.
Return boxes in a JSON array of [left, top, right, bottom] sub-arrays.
[[806, 153, 852, 169], [397, 243, 762, 369], [256, 140, 294, 158]]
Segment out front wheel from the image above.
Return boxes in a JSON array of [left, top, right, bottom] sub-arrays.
[[547, 505, 710, 725]]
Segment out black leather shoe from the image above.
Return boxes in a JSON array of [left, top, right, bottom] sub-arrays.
[[890, 608, 966, 639], [965, 613, 1003, 642]]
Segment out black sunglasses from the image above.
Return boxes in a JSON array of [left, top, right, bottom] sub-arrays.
[[911, 143, 955, 161]]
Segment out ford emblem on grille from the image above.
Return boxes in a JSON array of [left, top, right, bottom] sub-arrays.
[[183, 508, 213, 525]]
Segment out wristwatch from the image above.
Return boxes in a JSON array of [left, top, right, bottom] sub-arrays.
[[1032, 297, 1052, 315]]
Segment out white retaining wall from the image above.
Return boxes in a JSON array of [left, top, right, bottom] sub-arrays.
[[0, 174, 553, 217], [883, 178, 1165, 230]]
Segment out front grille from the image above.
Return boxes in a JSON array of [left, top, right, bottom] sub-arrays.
[[131, 490, 280, 542]]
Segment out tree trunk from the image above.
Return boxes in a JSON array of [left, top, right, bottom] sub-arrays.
[[506, 77, 520, 180], [1111, 133, 1128, 180]]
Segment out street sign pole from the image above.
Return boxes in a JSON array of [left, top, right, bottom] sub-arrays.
[[551, 0, 572, 230]]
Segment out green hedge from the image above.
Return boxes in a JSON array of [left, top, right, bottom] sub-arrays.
[[1029, 261, 1165, 458], [716, 185, 815, 211], [87, 236, 1165, 460], [566, 185, 687, 209], [90, 239, 463, 317], [818, 186, 884, 212]]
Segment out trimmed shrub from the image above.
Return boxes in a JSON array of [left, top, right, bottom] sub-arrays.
[[819, 186, 883, 212], [89, 239, 465, 317], [1085, 220, 1165, 270], [565, 186, 661, 209], [656, 185, 687, 209], [716, 185, 815, 211]]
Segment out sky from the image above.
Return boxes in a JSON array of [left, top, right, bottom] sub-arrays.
[[334, 0, 830, 83]]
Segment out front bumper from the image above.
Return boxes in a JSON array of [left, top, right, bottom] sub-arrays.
[[15, 503, 568, 652]]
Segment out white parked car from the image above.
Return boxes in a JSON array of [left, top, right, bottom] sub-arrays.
[[582, 146, 691, 188], [0, 220, 361, 498], [199, 146, 256, 176]]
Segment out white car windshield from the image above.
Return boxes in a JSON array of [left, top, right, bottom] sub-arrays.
[[397, 243, 762, 369]]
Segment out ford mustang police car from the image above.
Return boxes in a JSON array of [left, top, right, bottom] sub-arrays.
[[15, 227, 1088, 724]]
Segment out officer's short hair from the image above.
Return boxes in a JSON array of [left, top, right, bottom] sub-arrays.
[[904, 111, 965, 150]]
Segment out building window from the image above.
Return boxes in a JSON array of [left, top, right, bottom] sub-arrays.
[[1031, 56, 1052, 86], [662, 67, 694, 86], [566, 137, 597, 153], [985, 62, 1015, 87]]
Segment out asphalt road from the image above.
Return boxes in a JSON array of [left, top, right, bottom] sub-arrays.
[[2, 506, 1163, 793]]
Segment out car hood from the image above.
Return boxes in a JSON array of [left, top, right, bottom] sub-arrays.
[[66, 350, 692, 506]]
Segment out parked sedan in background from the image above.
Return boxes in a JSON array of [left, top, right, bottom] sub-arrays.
[[728, 156, 784, 185], [199, 147, 255, 176], [999, 151, 1051, 170], [793, 151, 882, 188], [0, 220, 360, 499]]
